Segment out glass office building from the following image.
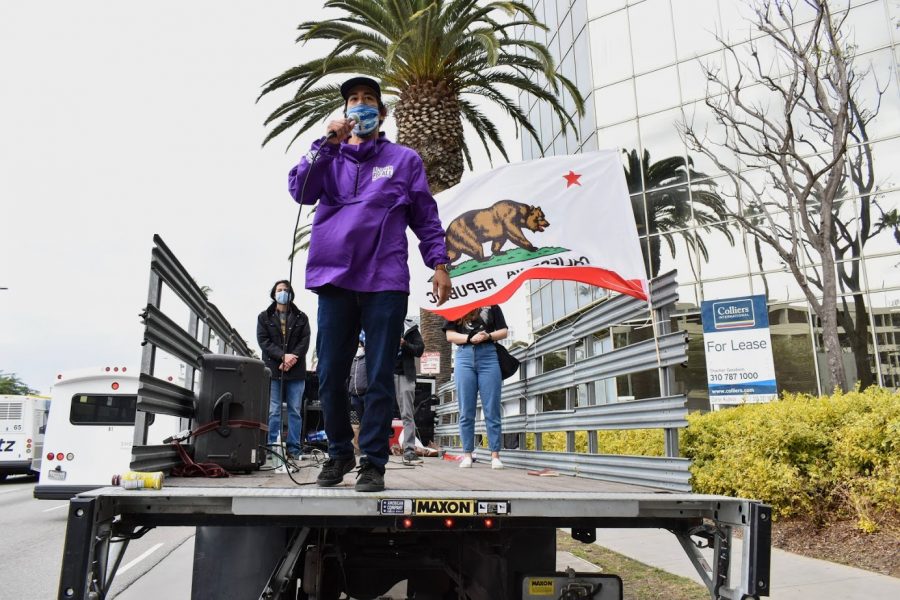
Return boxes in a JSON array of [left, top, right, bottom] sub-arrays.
[[517, 0, 900, 404]]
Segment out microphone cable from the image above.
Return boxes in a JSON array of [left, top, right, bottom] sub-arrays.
[[288, 113, 357, 286], [279, 141, 326, 460], [281, 116, 355, 458]]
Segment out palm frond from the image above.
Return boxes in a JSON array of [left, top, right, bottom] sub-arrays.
[[458, 98, 510, 164], [261, 0, 584, 175]]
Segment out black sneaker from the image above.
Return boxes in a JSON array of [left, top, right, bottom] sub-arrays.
[[354, 459, 385, 492], [316, 456, 356, 487], [402, 450, 423, 465]]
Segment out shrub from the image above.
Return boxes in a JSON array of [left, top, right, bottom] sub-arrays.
[[517, 388, 899, 532], [596, 429, 664, 456], [524, 431, 584, 452], [682, 387, 900, 531], [524, 430, 663, 455]]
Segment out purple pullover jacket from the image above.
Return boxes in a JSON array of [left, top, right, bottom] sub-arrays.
[[288, 134, 449, 294]]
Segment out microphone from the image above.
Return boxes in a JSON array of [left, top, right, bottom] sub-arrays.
[[327, 114, 359, 139]]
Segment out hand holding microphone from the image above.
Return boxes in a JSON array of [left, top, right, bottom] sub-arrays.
[[325, 114, 359, 144]]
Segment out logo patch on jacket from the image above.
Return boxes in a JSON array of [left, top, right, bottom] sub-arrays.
[[372, 165, 395, 182]]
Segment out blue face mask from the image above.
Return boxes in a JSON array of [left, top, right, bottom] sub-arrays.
[[275, 290, 291, 305], [347, 104, 380, 137]]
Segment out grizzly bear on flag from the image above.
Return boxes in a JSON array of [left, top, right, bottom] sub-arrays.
[[444, 200, 550, 265]]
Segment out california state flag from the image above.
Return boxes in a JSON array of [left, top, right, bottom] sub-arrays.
[[411, 150, 648, 320]]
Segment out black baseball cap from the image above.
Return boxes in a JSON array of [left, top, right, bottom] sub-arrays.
[[340, 76, 382, 100]]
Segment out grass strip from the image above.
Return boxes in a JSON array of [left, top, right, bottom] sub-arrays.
[[556, 530, 709, 600]]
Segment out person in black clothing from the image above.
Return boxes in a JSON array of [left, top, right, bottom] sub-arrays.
[[395, 319, 424, 464], [257, 280, 311, 460]]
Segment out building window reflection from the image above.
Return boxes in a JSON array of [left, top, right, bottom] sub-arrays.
[[520, 0, 900, 395]]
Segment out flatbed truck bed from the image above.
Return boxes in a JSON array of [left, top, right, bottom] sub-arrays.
[[60, 456, 771, 600], [76, 456, 733, 521]]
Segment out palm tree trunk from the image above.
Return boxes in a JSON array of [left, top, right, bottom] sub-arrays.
[[648, 235, 662, 279], [394, 81, 465, 192], [419, 308, 451, 387], [395, 81, 466, 387]]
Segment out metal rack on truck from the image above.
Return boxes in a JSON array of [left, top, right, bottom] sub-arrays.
[[56, 236, 771, 600]]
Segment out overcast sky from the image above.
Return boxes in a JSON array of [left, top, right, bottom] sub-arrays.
[[0, 1, 525, 394]]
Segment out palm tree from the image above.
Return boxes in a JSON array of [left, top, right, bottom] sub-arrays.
[[290, 223, 313, 260], [260, 0, 584, 385], [743, 202, 770, 300], [622, 149, 734, 279], [878, 209, 900, 246]]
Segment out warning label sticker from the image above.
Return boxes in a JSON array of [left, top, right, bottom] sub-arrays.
[[527, 578, 555, 596], [476, 501, 509, 515]]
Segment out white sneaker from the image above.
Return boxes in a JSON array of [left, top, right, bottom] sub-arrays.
[[491, 457, 504, 470], [459, 457, 473, 468]]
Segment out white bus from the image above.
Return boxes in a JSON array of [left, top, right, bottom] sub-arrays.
[[34, 366, 181, 500], [0, 395, 50, 481]]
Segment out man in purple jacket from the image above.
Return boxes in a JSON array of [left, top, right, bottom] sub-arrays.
[[289, 76, 452, 492]]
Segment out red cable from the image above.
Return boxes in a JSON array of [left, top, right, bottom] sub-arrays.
[[169, 420, 268, 478]]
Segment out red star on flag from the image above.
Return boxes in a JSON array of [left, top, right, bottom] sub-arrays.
[[563, 170, 582, 188]]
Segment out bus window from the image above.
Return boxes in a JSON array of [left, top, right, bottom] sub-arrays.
[[69, 394, 137, 426]]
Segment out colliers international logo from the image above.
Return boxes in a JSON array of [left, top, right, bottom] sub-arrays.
[[712, 299, 756, 329]]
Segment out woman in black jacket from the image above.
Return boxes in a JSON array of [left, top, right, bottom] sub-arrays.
[[257, 280, 311, 460]]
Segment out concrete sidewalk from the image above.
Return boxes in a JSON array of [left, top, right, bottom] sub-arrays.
[[594, 528, 900, 599]]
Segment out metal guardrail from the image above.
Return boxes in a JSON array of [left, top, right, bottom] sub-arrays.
[[136, 373, 196, 418], [142, 304, 208, 370], [131, 444, 188, 472], [132, 235, 253, 471], [436, 394, 688, 432], [436, 270, 693, 491], [522, 271, 679, 358], [469, 448, 692, 492]]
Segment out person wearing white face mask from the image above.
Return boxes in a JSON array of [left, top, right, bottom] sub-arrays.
[[257, 280, 311, 460]]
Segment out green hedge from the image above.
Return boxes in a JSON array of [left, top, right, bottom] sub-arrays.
[[525, 430, 665, 455], [683, 387, 900, 531], [522, 388, 899, 531]]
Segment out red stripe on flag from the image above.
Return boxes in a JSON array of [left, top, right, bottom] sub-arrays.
[[428, 266, 648, 321]]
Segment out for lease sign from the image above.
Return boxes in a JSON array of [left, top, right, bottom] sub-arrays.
[[700, 295, 777, 408]]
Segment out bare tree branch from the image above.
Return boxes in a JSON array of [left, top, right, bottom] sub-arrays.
[[677, 0, 883, 391]]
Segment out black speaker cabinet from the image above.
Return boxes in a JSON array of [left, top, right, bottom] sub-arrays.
[[194, 354, 270, 471]]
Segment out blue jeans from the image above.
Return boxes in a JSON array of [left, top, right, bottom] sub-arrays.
[[455, 343, 503, 453], [268, 378, 305, 455], [316, 287, 407, 469]]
